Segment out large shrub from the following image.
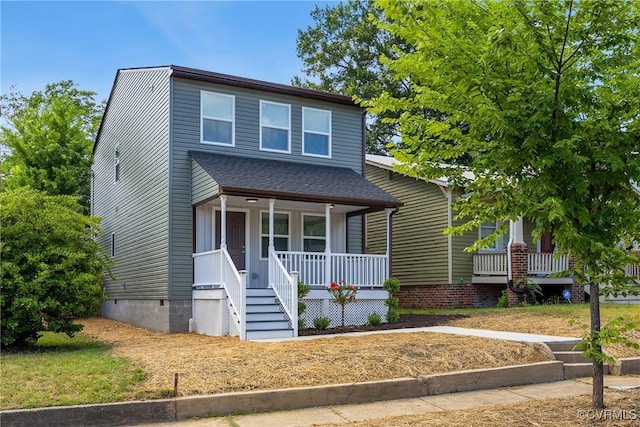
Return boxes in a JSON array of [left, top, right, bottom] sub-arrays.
[[1, 188, 110, 348]]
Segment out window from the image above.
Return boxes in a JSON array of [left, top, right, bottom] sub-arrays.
[[201, 91, 234, 145], [479, 221, 510, 251], [260, 101, 290, 152], [303, 214, 326, 252], [302, 107, 331, 157], [261, 212, 289, 258], [114, 145, 120, 182], [110, 232, 116, 258]]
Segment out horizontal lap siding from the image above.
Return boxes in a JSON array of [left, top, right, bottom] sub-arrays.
[[170, 79, 364, 299], [191, 160, 218, 204], [93, 68, 171, 299], [365, 165, 449, 285]]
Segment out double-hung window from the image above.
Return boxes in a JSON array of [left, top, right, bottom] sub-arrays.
[[302, 107, 331, 157], [114, 145, 121, 182], [303, 214, 326, 252], [261, 212, 290, 258], [260, 101, 290, 152], [479, 221, 510, 251], [201, 91, 234, 145]]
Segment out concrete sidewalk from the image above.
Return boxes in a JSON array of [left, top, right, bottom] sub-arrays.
[[138, 377, 640, 426]]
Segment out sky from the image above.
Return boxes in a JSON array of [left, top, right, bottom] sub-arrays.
[[1, 1, 336, 103]]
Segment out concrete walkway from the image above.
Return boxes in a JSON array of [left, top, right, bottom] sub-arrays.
[[138, 377, 640, 426]]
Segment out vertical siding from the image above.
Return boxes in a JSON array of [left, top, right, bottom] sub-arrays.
[[169, 78, 364, 299], [191, 160, 218, 204], [347, 215, 363, 253], [365, 165, 449, 285], [92, 67, 171, 299]]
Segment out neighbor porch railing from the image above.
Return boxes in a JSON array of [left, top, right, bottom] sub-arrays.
[[626, 264, 640, 281], [473, 253, 508, 275], [276, 251, 388, 287], [193, 248, 246, 340], [528, 253, 569, 275], [268, 249, 298, 337]]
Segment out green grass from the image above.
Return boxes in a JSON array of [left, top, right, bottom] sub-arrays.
[[0, 332, 148, 410], [401, 302, 640, 322]]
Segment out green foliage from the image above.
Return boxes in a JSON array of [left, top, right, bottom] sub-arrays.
[[497, 290, 509, 308], [366, 312, 382, 326], [1, 81, 103, 211], [366, 0, 640, 406], [313, 316, 331, 330], [383, 277, 400, 322], [297, 281, 311, 330], [573, 317, 640, 365], [0, 188, 110, 348], [325, 280, 358, 326], [1, 332, 147, 410], [294, 0, 431, 154]]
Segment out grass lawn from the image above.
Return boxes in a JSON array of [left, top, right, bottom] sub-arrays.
[[0, 332, 149, 410]]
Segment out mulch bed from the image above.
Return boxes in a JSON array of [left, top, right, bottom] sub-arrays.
[[299, 314, 468, 336]]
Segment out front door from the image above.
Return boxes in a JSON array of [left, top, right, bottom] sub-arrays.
[[540, 231, 554, 253], [215, 211, 246, 270]]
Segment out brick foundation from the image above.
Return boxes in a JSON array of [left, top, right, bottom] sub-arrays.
[[396, 284, 504, 309]]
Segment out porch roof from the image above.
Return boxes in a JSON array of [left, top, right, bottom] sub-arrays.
[[190, 151, 401, 210]]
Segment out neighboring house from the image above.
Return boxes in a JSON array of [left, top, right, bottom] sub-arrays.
[[92, 66, 400, 339], [365, 154, 586, 308]]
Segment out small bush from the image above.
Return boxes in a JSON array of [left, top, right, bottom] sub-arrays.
[[497, 290, 508, 308], [297, 281, 311, 330], [385, 310, 400, 323], [383, 277, 401, 323], [313, 316, 331, 330], [367, 313, 382, 326]]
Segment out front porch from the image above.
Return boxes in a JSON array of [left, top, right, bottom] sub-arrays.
[[472, 252, 573, 285]]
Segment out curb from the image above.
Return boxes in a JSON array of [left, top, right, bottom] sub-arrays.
[[0, 361, 563, 427]]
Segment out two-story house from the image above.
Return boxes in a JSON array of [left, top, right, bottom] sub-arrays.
[[92, 66, 400, 340]]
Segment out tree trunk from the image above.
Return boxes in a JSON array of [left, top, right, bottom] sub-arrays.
[[590, 281, 604, 409]]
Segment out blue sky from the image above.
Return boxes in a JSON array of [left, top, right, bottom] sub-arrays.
[[1, 1, 335, 103]]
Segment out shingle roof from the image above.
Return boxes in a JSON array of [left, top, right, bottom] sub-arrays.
[[366, 154, 476, 187], [191, 151, 401, 209]]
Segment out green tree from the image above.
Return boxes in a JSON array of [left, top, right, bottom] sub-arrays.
[[365, 0, 640, 408], [0, 188, 110, 349], [1, 81, 103, 211], [294, 0, 417, 154]]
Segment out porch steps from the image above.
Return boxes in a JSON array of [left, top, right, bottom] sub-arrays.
[[545, 340, 593, 379], [245, 288, 294, 340]]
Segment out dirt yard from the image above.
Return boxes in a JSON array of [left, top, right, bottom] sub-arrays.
[[78, 317, 549, 398]]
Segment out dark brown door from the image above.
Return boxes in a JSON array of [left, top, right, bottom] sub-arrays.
[[215, 211, 246, 270], [540, 231, 554, 253]]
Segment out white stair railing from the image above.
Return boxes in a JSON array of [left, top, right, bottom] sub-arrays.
[[221, 249, 246, 340], [193, 250, 222, 286], [269, 249, 298, 336]]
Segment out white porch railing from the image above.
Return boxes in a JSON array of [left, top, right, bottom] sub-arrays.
[[473, 253, 508, 275], [193, 248, 246, 340], [276, 251, 388, 287], [626, 264, 640, 281], [268, 249, 298, 337], [528, 253, 569, 275]]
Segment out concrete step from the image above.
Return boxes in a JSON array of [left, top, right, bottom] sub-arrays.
[[554, 351, 591, 364], [246, 329, 294, 340], [564, 363, 593, 379], [544, 340, 581, 352], [246, 320, 291, 331], [246, 312, 287, 322]]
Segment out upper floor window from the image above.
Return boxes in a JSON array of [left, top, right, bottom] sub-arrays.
[[201, 91, 234, 146], [260, 101, 290, 153], [114, 145, 121, 182], [302, 107, 331, 157], [261, 212, 290, 258], [303, 214, 326, 252]]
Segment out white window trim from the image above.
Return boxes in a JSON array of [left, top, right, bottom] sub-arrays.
[[110, 232, 116, 258], [478, 220, 509, 252], [200, 90, 235, 146], [259, 100, 291, 153], [114, 145, 120, 183], [302, 213, 326, 252], [260, 210, 290, 260], [302, 107, 332, 158]]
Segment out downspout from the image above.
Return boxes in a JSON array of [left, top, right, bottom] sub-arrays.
[[386, 207, 400, 277]]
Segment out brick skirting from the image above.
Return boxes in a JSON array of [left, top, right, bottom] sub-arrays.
[[396, 284, 504, 309]]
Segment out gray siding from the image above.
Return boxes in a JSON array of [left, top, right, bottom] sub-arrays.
[[365, 165, 449, 285], [169, 78, 364, 299], [191, 160, 218, 204], [92, 67, 171, 299]]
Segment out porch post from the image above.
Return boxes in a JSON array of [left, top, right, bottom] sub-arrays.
[[512, 216, 524, 244], [325, 203, 332, 285], [220, 195, 227, 250], [385, 208, 394, 277], [268, 198, 275, 251]]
